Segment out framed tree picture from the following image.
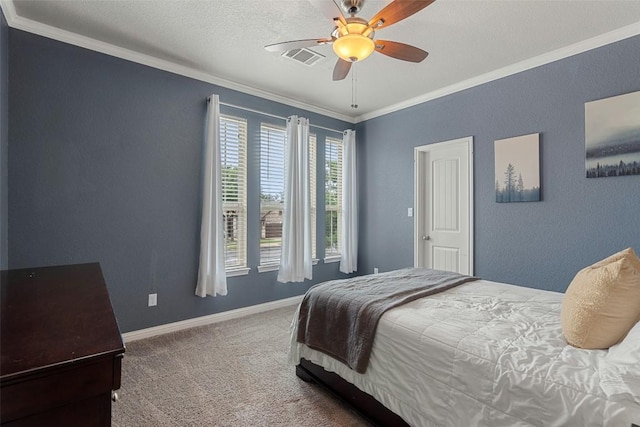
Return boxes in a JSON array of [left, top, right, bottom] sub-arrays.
[[585, 91, 640, 178], [494, 133, 540, 203]]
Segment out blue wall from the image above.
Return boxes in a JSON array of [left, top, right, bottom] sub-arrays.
[[8, 29, 353, 332], [357, 35, 640, 292], [6, 23, 640, 332], [0, 11, 7, 270]]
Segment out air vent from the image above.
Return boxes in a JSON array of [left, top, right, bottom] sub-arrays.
[[282, 48, 325, 66]]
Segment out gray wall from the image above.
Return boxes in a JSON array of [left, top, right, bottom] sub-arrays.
[[1, 11, 7, 270], [357, 35, 640, 293], [8, 29, 352, 332]]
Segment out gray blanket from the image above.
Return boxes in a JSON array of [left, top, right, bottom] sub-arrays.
[[296, 268, 478, 373]]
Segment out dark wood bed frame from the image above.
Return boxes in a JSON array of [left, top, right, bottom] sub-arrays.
[[296, 358, 410, 427]]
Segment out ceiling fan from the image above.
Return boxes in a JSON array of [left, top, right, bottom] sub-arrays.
[[265, 0, 435, 81]]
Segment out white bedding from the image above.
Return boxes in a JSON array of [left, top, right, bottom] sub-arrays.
[[289, 279, 640, 427]]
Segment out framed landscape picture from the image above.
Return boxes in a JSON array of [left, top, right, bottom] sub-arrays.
[[585, 91, 640, 178], [494, 133, 540, 203]]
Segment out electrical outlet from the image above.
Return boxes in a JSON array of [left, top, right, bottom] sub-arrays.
[[148, 293, 157, 307], [373, 267, 379, 274]]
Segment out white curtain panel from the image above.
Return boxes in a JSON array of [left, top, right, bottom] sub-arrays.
[[196, 94, 228, 297], [277, 116, 313, 283], [340, 129, 358, 274]]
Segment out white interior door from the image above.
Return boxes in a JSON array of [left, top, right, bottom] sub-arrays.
[[414, 137, 473, 274]]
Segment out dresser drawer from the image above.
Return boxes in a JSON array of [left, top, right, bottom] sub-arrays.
[[1, 393, 112, 427], [1, 355, 122, 424]]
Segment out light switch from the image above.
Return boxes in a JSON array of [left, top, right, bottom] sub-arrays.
[[407, 208, 413, 217]]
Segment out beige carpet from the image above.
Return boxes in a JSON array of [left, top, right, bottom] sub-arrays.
[[112, 305, 372, 426]]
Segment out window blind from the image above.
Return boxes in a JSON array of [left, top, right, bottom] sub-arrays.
[[325, 136, 343, 257], [309, 134, 317, 260], [259, 124, 318, 267], [220, 115, 247, 270], [260, 124, 286, 266]]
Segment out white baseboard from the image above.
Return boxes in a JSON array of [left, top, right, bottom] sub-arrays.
[[122, 295, 303, 343]]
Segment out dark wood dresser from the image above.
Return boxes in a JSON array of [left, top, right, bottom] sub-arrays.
[[1, 263, 125, 426]]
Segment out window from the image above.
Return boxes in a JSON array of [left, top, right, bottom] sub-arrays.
[[259, 123, 317, 269], [220, 115, 248, 273], [260, 124, 286, 267], [325, 136, 343, 260], [309, 135, 317, 261]]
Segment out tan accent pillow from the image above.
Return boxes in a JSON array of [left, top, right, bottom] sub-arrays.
[[561, 248, 640, 349]]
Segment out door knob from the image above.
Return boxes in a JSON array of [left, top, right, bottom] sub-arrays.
[[422, 235, 430, 240]]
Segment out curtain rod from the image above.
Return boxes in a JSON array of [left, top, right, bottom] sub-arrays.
[[211, 100, 347, 135]]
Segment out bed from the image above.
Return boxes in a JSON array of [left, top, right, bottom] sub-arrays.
[[289, 268, 640, 427]]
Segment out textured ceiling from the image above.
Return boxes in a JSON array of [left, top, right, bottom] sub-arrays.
[[5, 0, 640, 121]]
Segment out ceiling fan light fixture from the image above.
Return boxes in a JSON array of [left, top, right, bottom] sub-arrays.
[[266, 0, 434, 80], [332, 33, 375, 62]]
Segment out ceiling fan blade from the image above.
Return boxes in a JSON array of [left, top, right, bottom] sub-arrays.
[[374, 40, 428, 62], [308, 0, 347, 26], [265, 38, 332, 53], [332, 58, 352, 81], [368, 0, 435, 30]]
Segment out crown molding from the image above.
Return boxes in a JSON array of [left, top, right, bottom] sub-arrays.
[[0, 0, 355, 124], [2, 1, 638, 125], [0, 0, 16, 23], [354, 21, 640, 123]]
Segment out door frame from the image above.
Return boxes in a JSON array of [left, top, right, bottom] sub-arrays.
[[414, 136, 474, 274]]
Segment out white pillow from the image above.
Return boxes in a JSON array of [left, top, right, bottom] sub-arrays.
[[599, 320, 640, 404]]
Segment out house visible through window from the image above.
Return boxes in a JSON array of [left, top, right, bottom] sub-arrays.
[[325, 136, 343, 259], [220, 115, 247, 272]]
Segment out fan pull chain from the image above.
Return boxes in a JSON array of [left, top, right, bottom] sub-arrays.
[[351, 63, 358, 109]]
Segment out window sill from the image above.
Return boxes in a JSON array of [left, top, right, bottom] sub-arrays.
[[226, 268, 250, 277], [258, 264, 279, 273], [258, 259, 319, 273], [324, 256, 341, 264]]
